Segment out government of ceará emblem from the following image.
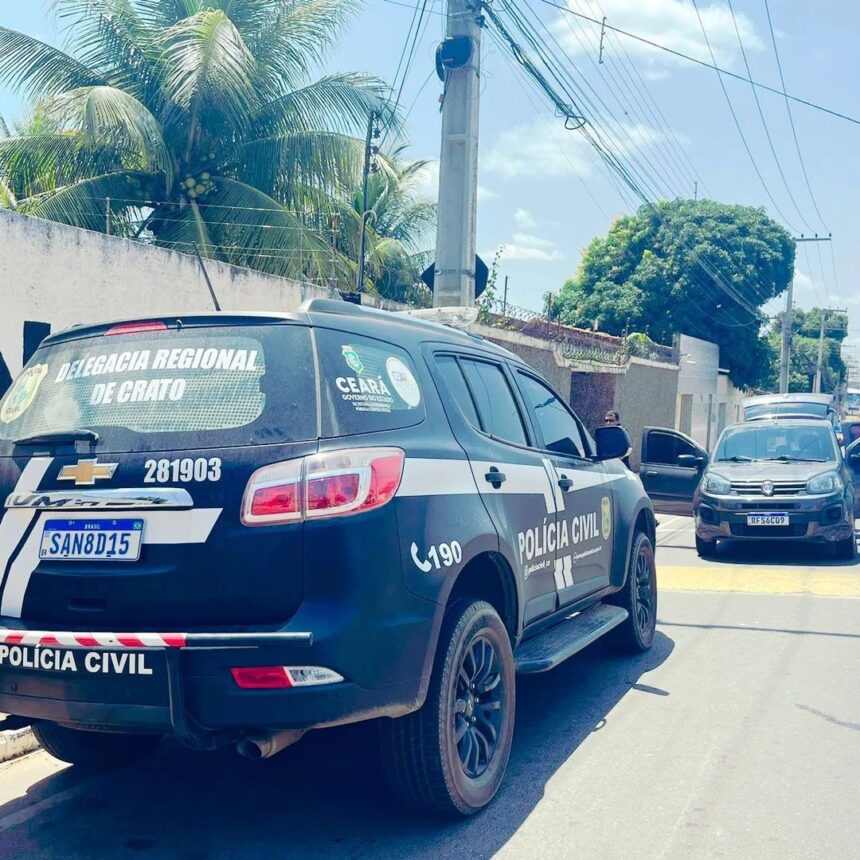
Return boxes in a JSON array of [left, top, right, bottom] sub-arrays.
[[601, 496, 612, 541], [1, 364, 48, 424], [341, 345, 364, 375]]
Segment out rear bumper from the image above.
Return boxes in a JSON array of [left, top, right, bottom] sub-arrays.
[[0, 604, 439, 746], [695, 492, 854, 542]]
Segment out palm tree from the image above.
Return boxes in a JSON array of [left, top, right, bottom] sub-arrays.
[[339, 148, 436, 304], [0, 0, 395, 283]]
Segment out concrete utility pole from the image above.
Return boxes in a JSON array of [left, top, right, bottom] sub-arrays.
[[433, 0, 483, 308], [355, 110, 379, 293], [778, 277, 794, 394], [781, 235, 834, 393]]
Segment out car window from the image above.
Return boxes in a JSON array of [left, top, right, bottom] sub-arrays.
[[0, 324, 317, 453], [516, 371, 586, 458], [714, 425, 837, 462], [459, 358, 528, 446], [646, 431, 698, 465], [435, 355, 481, 427], [316, 329, 424, 437]]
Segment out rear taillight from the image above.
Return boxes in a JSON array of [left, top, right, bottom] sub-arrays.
[[105, 321, 168, 336], [241, 447, 404, 526], [230, 666, 344, 689]]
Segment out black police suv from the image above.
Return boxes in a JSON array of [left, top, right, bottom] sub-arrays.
[[0, 299, 657, 815]]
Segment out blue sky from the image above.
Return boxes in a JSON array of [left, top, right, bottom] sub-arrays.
[[2, 0, 858, 360]]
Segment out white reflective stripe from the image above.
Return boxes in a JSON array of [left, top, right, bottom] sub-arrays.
[[0, 458, 52, 584], [553, 558, 565, 590], [562, 555, 573, 588], [397, 458, 477, 497], [18, 632, 43, 646], [92, 633, 121, 647], [0, 508, 223, 619], [135, 633, 169, 647], [53, 633, 81, 647], [542, 458, 565, 513], [470, 461, 555, 514]]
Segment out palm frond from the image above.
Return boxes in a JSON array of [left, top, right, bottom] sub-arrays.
[[20, 170, 150, 231], [232, 130, 365, 203], [159, 9, 259, 131], [50, 0, 160, 101], [0, 26, 104, 99], [0, 178, 17, 209], [47, 86, 172, 183], [249, 0, 363, 91], [0, 132, 126, 196], [248, 73, 393, 138]]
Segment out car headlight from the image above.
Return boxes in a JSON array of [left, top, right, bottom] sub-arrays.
[[702, 473, 731, 495], [806, 471, 844, 495]]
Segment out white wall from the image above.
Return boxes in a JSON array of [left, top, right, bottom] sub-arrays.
[[0, 210, 338, 378], [675, 334, 747, 449]]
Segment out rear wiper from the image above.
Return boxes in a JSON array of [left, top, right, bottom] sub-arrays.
[[14, 429, 100, 447]]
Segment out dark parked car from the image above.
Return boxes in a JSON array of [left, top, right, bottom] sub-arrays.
[[0, 299, 657, 816], [641, 421, 859, 559]]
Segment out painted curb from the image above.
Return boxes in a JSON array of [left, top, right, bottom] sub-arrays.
[[0, 728, 40, 764]]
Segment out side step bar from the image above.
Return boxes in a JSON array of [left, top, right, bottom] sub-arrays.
[[514, 603, 628, 674]]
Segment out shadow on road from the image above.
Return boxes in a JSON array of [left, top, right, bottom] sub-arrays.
[[0, 635, 674, 859], [700, 539, 859, 568]]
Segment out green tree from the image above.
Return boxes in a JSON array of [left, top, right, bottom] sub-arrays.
[[0, 0, 393, 282], [551, 199, 795, 387], [768, 308, 848, 393], [340, 148, 435, 305]]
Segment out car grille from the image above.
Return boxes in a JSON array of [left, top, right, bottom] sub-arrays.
[[730, 523, 808, 537], [729, 480, 807, 496]]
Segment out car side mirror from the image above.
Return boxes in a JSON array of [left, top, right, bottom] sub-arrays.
[[677, 453, 706, 470], [594, 425, 631, 462]]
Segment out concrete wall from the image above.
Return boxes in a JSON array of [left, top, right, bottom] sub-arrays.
[[0, 210, 338, 380], [614, 359, 681, 469]]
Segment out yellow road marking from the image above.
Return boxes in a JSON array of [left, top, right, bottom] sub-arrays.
[[658, 565, 860, 598]]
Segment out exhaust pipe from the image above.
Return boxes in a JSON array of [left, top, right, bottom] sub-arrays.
[[237, 729, 305, 760]]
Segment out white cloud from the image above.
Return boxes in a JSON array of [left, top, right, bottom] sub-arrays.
[[484, 235, 565, 263], [483, 119, 665, 180], [412, 159, 495, 202], [514, 208, 537, 229], [554, 0, 763, 74]]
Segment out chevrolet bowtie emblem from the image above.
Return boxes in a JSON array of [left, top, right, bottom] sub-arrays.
[[58, 459, 118, 486]]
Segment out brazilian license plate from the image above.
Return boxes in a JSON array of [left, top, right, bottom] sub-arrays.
[[746, 513, 789, 527], [40, 519, 144, 562]]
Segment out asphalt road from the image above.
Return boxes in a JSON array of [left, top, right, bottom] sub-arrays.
[[1, 519, 858, 859]]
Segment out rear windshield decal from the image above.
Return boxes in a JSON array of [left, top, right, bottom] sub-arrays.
[[386, 357, 421, 408]]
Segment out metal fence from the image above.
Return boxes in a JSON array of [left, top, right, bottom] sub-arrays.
[[477, 298, 679, 367]]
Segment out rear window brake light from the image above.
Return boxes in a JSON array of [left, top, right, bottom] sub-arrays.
[[105, 321, 169, 336]]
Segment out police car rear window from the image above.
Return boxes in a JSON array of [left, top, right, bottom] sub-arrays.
[[316, 329, 424, 437], [0, 324, 316, 452]]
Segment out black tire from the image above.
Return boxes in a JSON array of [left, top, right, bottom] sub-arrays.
[[835, 534, 857, 561], [33, 722, 161, 768], [607, 531, 657, 653], [695, 534, 718, 558], [380, 599, 516, 816]]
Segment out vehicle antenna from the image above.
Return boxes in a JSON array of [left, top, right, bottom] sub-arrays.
[[192, 242, 222, 312]]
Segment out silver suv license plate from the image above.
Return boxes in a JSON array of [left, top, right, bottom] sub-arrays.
[[746, 513, 789, 527], [40, 519, 144, 562]]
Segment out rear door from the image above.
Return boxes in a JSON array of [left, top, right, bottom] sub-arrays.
[[430, 351, 560, 625], [512, 368, 614, 605], [0, 320, 317, 628], [640, 428, 708, 515]]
